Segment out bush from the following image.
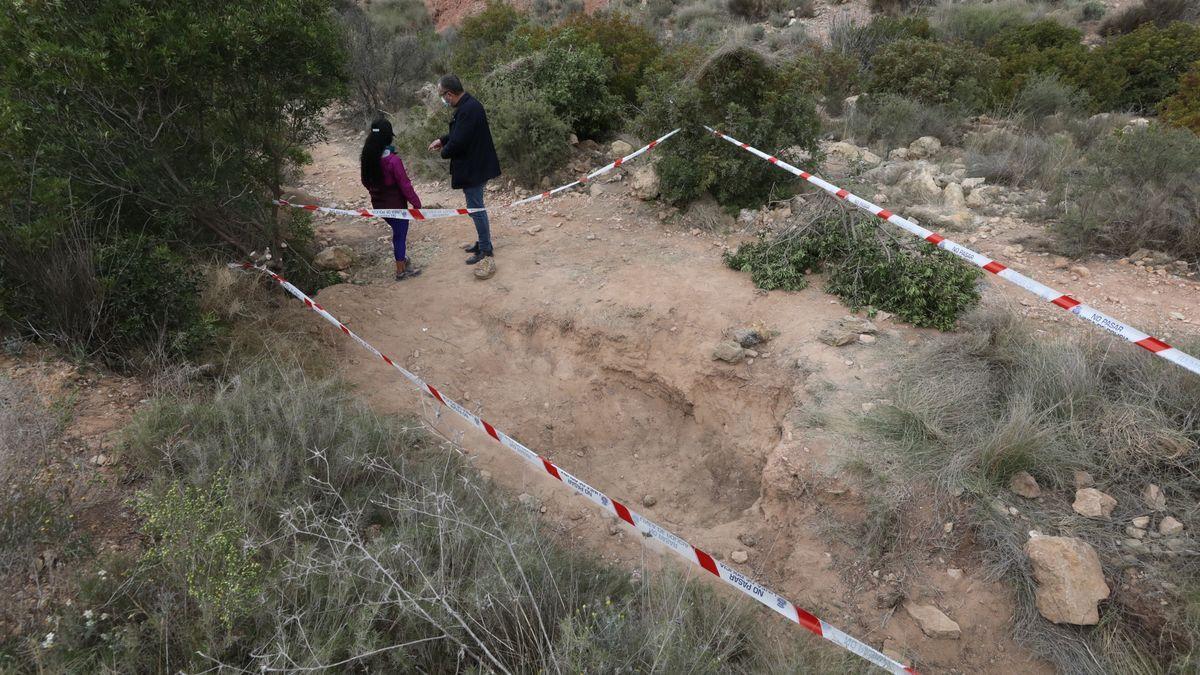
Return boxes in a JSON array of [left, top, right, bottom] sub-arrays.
[[1100, 0, 1199, 36], [868, 38, 999, 112], [861, 304, 1200, 672], [449, 1, 529, 79], [964, 127, 1079, 190], [1079, 1, 1106, 22], [1161, 61, 1200, 133], [869, 0, 937, 15], [844, 93, 963, 150], [1054, 125, 1200, 261], [1099, 22, 1200, 113], [725, 202, 981, 329], [1011, 73, 1090, 123], [21, 359, 856, 672], [636, 47, 821, 209], [339, 5, 444, 118], [930, 0, 1043, 47], [727, 0, 784, 20], [475, 86, 573, 186], [488, 35, 621, 139], [830, 15, 932, 68], [555, 13, 662, 104], [0, 0, 344, 361], [984, 19, 1095, 102]]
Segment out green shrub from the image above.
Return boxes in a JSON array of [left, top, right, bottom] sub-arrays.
[[1161, 60, 1200, 133], [1012, 72, 1090, 123], [0, 0, 343, 362], [475, 85, 573, 186], [1099, 0, 1199, 36], [555, 13, 662, 104], [449, 1, 529, 79], [930, 0, 1042, 47], [830, 15, 932, 68], [870, 0, 936, 15], [488, 35, 621, 139], [868, 38, 1000, 112], [726, 0, 784, 20], [964, 127, 1079, 190], [844, 93, 964, 149], [982, 20, 1117, 104], [137, 474, 264, 628], [25, 360, 856, 672], [725, 203, 981, 329], [636, 47, 821, 209], [862, 304, 1200, 672], [1098, 21, 1200, 113], [1079, 1, 1106, 22], [1054, 125, 1200, 260]]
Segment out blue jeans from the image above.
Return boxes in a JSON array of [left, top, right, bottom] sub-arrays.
[[384, 218, 409, 261], [464, 184, 492, 255]]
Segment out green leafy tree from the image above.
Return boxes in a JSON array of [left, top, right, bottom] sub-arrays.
[[0, 0, 345, 362], [1161, 60, 1200, 133], [1098, 21, 1200, 112], [868, 38, 999, 112]]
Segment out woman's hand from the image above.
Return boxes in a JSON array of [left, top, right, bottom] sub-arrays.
[[428, 139, 443, 152]]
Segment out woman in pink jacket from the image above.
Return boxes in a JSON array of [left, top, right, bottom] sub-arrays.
[[360, 118, 423, 280]]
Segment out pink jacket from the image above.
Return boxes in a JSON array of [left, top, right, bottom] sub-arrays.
[[364, 151, 421, 211]]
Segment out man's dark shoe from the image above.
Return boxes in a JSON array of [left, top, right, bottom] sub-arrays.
[[465, 251, 493, 265], [463, 243, 479, 253]]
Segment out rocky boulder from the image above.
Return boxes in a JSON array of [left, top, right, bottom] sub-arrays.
[[908, 136, 942, 159], [1072, 488, 1117, 519], [821, 140, 883, 175], [1024, 535, 1110, 625], [713, 341, 746, 363], [630, 166, 659, 200], [315, 245, 354, 271], [896, 163, 943, 204], [610, 140, 634, 158]]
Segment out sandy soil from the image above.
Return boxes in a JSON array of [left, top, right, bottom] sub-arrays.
[[280, 121, 1200, 672]]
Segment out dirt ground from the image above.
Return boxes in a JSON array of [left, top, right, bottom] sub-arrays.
[[271, 114, 1188, 671]]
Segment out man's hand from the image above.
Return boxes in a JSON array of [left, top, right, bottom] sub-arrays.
[[428, 139, 443, 152]]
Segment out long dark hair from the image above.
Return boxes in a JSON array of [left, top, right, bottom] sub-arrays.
[[360, 118, 394, 187]]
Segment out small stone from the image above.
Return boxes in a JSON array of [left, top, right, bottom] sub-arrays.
[[1073, 470, 1095, 489], [713, 341, 746, 364], [1159, 516, 1184, 535], [732, 327, 764, 348], [1170, 312, 1186, 321], [943, 522, 954, 534], [1073, 488, 1117, 519], [642, 494, 657, 507], [1126, 526, 1146, 539], [858, 333, 877, 345], [731, 550, 749, 564], [990, 497, 1009, 517], [1009, 471, 1042, 499], [1164, 537, 1187, 552], [526, 225, 543, 235], [745, 349, 759, 358], [517, 493, 538, 510], [903, 601, 961, 639], [1144, 484, 1166, 511], [479, 470, 492, 482], [738, 532, 758, 548], [1069, 265, 1091, 279], [586, 233, 596, 241], [610, 140, 633, 157], [947, 568, 963, 580], [1132, 516, 1151, 528], [818, 329, 857, 347]]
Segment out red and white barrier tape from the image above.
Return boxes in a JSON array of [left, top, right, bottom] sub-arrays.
[[707, 126, 1200, 377], [231, 261, 917, 675], [274, 128, 681, 220]]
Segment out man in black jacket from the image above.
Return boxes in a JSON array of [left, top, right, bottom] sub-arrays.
[[428, 75, 502, 265]]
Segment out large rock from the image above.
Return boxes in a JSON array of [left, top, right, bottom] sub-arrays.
[[610, 140, 634, 158], [943, 182, 966, 210], [732, 327, 765, 348], [903, 601, 961, 639], [822, 140, 882, 174], [315, 245, 354, 271], [908, 136, 942, 159], [1009, 471, 1041, 499], [1024, 536, 1110, 625], [897, 163, 943, 204], [1072, 488, 1117, 519], [630, 166, 659, 200]]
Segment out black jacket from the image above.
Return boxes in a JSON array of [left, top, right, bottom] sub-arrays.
[[439, 93, 501, 189]]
